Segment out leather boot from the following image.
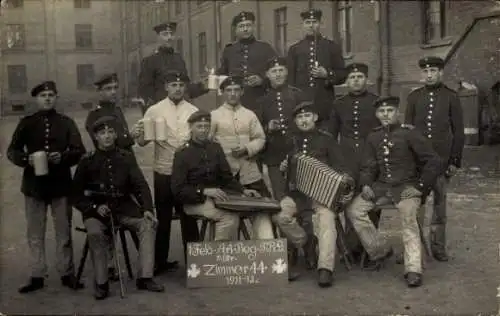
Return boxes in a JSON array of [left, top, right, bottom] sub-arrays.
[[18, 277, 44, 293], [61, 274, 84, 290], [94, 282, 109, 300], [136, 278, 165, 292], [303, 235, 318, 270], [404, 272, 423, 288], [287, 247, 300, 281], [108, 267, 120, 282], [317, 269, 333, 288]]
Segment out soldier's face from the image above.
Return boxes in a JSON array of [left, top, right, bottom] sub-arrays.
[[36, 91, 57, 110], [158, 30, 175, 46], [376, 105, 399, 126], [99, 82, 119, 102], [421, 67, 443, 86], [266, 65, 288, 87], [294, 112, 317, 131], [223, 85, 243, 105], [190, 121, 211, 142], [235, 21, 254, 39], [94, 126, 117, 149], [346, 72, 367, 92], [303, 19, 320, 36], [165, 81, 186, 101]]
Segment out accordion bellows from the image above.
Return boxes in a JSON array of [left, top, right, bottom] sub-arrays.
[[292, 154, 353, 210]]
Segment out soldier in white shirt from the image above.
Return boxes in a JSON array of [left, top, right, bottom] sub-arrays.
[[210, 76, 275, 240], [132, 71, 200, 275]]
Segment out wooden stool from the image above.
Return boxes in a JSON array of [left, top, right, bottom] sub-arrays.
[[192, 216, 259, 241], [335, 213, 355, 271], [75, 226, 136, 283]]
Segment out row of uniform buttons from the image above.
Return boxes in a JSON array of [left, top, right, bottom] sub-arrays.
[[106, 158, 115, 191], [276, 92, 287, 135], [308, 41, 316, 88], [301, 137, 309, 155], [353, 99, 360, 147], [44, 117, 50, 151], [426, 91, 435, 139], [382, 134, 392, 179], [242, 44, 249, 76]]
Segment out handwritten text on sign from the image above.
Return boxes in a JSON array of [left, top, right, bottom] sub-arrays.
[[186, 238, 288, 288]]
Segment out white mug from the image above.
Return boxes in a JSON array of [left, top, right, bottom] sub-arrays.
[[32, 151, 48, 176], [142, 118, 155, 141], [155, 117, 167, 141]]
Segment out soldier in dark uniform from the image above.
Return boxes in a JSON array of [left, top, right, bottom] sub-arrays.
[[72, 116, 164, 300], [138, 22, 208, 114], [404, 56, 465, 261], [218, 11, 277, 113], [287, 9, 347, 126], [278, 101, 353, 287], [328, 63, 380, 262], [7, 81, 85, 293], [85, 73, 135, 152], [346, 96, 442, 288]]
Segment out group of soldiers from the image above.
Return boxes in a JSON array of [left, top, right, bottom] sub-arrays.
[[6, 8, 464, 300]]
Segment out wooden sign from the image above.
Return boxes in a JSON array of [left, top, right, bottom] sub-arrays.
[[186, 238, 289, 288]]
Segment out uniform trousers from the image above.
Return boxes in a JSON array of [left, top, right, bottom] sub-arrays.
[[430, 175, 448, 253], [83, 216, 155, 284], [24, 196, 75, 278], [279, 196, 337, 271], [346, 186, 423, 274], [153, 172, 200, 266]]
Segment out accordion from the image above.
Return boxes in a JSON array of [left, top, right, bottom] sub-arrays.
[[214, 195, 281, 213], [289, 154, 354, 211]]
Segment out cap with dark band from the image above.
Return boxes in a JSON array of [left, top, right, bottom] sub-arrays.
[[220, 75, 244, 90], [188, 110, 211, 124], [418, 56, 444, 69], [373, 96, 400, 109], [92, 115, 117, 133], [31, 81, 58, 97], [232, 11, 255, 27], [300, 9, 322, 20], [266, 56, 287, 70], [94, 73, 118, 88], [163, 71, 190, 84], [293, 101, 316, 117], [153, 22, 177, 33], [346, 63, 368, 76]]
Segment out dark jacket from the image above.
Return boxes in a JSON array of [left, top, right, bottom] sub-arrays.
[[7, 109, 85, 200]]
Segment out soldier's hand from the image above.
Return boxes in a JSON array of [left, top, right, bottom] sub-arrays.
[[143, 210, 158, 228], [361, 185, 375, 201], [245, 75, 263, 87], [231, 146, 248, 158], [268, 119, 281, 132], [131, 120, 144, 138], [97, 204, 111, 217], [311, 66, 328, 79], [203, 188, 229, 201], [28, 154, 35, 167], [445, 164, 458, 177], [47, 152, 62, 164], [243, 189, 261, 198], [279, 159, 288, 172]]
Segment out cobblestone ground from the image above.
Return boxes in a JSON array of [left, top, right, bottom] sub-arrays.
[[0, 107, 499, 315]]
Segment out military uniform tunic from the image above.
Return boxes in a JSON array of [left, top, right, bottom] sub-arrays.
[[84, 101, 135, 151], [218, 37, 277, 113], [329, 91, 380, 181], [405, 83, 465, 171], [287, 35, 347, 123], [7, 109, 86, 200]]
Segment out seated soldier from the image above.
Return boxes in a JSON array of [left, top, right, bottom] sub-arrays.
[[171, 110, 261, 241], [277, 101, 354, 287], [345, 96, 441, 288], [72, 116, 164, 300]]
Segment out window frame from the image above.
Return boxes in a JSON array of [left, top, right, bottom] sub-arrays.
[[338, 0, 353, 57], [274, 7, 287, 56], [5, 24, 26, 49], [74, 0, 90, 9], [7, 64, 28, 94], [198, 32, 207, 74], [76, 64, 95, 90], [422, 0, 447, 45], [75, 23, 93, 49]]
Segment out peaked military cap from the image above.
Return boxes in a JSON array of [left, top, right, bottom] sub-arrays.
[[31, 81, 58, 97], [293, 101, 316, 117], [373, 96, 400, 108], [163, 71, 190, 84], [153, 22, 177, 33], [94, 73, 118, 88], [232, 11, 255, 26], [418, 56, 445, 69], [266, 56, 287, 70], [188, 110, 211, 124], [220, 75, 244, 90], [92, 115, 117, 133], [346, 63, 368, 75], [300, 9, 322, 20]]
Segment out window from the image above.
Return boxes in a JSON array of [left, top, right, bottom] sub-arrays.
[[1, 0, 23, 8], [5, 24, 25, 49], [422, 0, 446, 44], [76, 64, 95, 89], [338, 1, 353, 56], [74, 0, 90, 8], [75, 24, 93, 48], [7, 65, 27, 93], [174, 0, 181, 14], [274, 7, 287, 55], [198, 32, 207, 74], [197, 0, 205, 5], [176, 38, 184, 56]]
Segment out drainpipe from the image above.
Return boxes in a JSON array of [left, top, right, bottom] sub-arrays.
[[308, 0, 313, 9], [383, 1, 392, 95], [187, 1, 194, 78], [375, 0, 383, 95], [256, 0, 261, 38]]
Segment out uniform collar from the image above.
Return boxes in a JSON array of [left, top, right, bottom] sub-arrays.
[[305, 33, 322, 41], [34, 108, 57, 117], [98, 100, 116, 109], [381, 123, 401, 133], [157, 46, 174, 54], [95, 146, 118, 157], [424, 82, 444, 91], [222, 102, 242, 111], [348, 90, 368, 97], [296, 128, 319, 136], [238, 36, 256, 45], [189, 138, 209, 148]]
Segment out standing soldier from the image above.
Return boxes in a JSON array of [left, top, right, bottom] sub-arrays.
[[329, 63, 380, 262], [287, 9, 347, 127], [138, 22, 208, 114], [7, 81, 86, 293], [85, 73, 135, 152], [218, 11, 277, 113], [404, 56, 465, 262]]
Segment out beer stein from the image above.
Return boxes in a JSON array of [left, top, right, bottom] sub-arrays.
[[32, 151, 48, 176], [155, 117, 167, 141], [142, 117, 155, 141]]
